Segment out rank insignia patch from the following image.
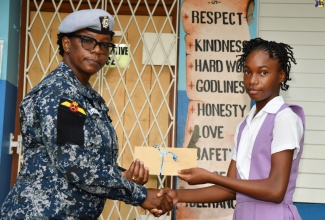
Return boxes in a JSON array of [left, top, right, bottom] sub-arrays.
[[60, 100, 86, 115]]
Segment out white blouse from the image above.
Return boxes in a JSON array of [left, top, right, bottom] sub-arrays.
[[231, 96, 304, 180]]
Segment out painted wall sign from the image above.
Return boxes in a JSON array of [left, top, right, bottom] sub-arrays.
[[176, 0, 257, 219]]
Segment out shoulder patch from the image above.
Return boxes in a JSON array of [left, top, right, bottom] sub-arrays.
[[60, 99, 86, 115]]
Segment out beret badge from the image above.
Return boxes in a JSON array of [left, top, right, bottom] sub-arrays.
[[100, 16, 110, 30]]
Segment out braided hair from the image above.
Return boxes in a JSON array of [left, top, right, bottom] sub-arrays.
[[237, 38, 296, 91]]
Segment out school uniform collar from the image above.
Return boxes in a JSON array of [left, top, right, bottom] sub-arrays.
[[246, 96, 285, 122]]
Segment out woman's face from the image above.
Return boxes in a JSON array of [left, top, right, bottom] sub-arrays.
[[243, 50, 285, 109], [62, 29, 112, 86]]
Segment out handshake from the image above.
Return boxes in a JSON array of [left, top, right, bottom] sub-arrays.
[[123, 159, 179, 217], [123, 159, 215, 217], [140, 187, 177, 217], [123, 159, 205, 217]]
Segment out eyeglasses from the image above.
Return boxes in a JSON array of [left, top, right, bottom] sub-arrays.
[[70, 34, 115, 55]]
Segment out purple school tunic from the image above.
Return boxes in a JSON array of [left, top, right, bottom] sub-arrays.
[[233, 104, 305, 220]]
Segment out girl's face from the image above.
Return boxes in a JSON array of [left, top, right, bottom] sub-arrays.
[[243, 50, 285, 109]]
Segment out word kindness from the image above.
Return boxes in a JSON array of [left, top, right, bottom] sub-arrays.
[[195, 39, 243, 52]]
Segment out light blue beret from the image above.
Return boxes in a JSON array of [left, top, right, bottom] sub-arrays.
[[58, 9, 114, 34]]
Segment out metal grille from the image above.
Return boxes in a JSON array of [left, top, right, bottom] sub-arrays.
[[19, 0, 179, 219]]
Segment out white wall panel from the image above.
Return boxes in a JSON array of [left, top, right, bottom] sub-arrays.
[[294, 188, 325, 203], [282, 88, 325, 102], [290, 73, 325, 88], [293, 46, 325, 60], [305, 131, 325, 145], [260, 17, 325, 32], [302, 145, 325, 159], [296, 173, 325, 188], [259, 31, 325, 46], [262, 0, 314, 3], [291, 60, 325, 74], [260, 4, 324, 18], [305, 116, 325, 130], [299, 159, 325, 174]]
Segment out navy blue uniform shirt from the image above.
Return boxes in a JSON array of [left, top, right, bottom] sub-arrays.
[[0, 62, 147, 219]]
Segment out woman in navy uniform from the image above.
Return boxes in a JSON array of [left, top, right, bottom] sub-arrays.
[[0, 9, 172, 219]]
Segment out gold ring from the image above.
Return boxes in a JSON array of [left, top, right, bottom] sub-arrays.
[[132, 176, 137, 181]]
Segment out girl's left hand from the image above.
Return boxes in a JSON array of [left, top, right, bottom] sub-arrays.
[[178, 167, 213, 185], [122, 159, 149, 185]]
